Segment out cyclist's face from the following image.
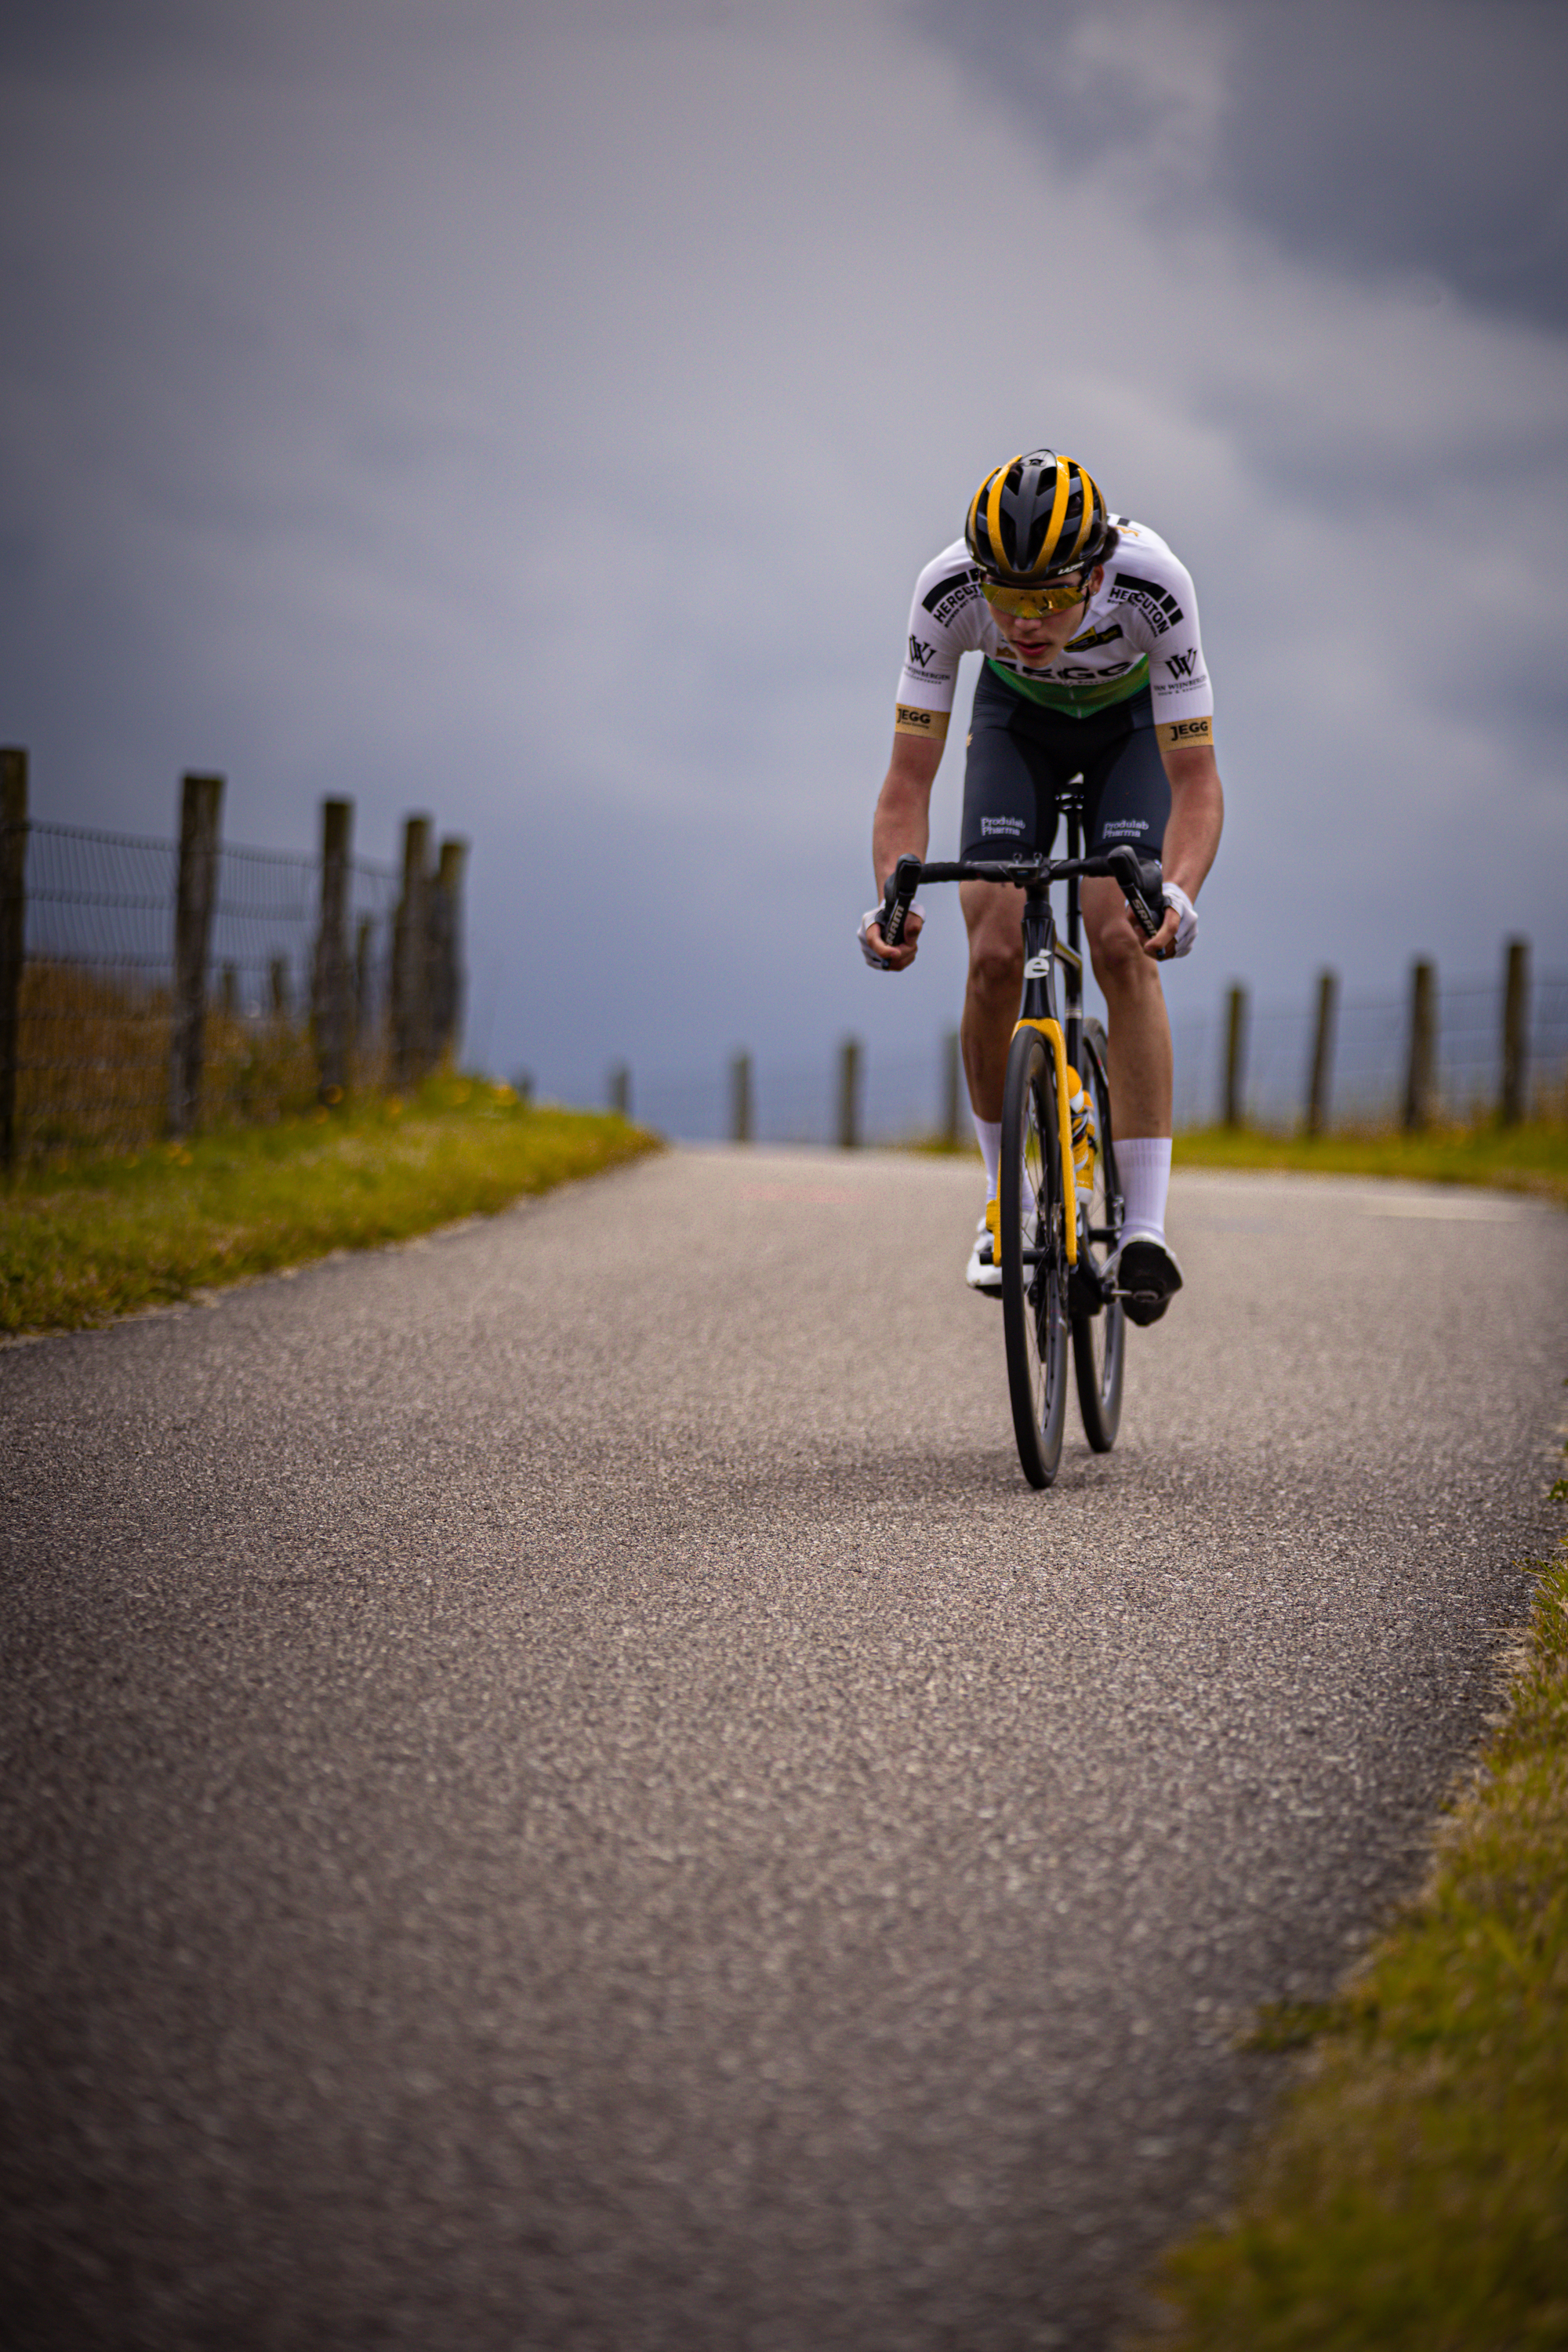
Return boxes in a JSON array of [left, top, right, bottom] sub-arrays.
[[986, 565, 1102, 659]]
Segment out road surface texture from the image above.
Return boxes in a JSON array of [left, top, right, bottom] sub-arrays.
[[3, 1150, 1566, 2351]]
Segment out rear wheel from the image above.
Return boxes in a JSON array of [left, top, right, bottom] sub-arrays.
[[1070, 1019, 1125, 1452], [1000, 1026, 1069, 1489]]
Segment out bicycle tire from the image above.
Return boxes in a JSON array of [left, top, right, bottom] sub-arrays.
[[1069, 1018, 1126, 1452], [1000, 1025, 1070, 1489]]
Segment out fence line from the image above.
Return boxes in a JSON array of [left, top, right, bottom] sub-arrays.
[[1, 748, 467, 1165], [602, 948, 1568, 1151], [1169, 960, 1568, 1136]]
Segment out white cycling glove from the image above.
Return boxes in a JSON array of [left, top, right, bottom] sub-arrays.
[[858, 904, 920, 969], [1161, 882, 1199, 958]]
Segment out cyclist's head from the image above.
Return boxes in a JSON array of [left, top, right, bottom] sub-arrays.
[[964, 448, 1116, 587]]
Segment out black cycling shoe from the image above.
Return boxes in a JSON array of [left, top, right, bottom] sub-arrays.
[[1113, 1233, 1184, 1327]]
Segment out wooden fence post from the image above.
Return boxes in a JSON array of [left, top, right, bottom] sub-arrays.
[[942, 1027, 963, 1149], [354, 915, 374, 1068], [430, 837, 467, 1069], [1403, 958, 1436, 1132], [837, 1036, 862, 1150], [1305, 967, 1338, 1136], [608, 1062, 631, 1118], [1221, 983, 1247, 1129], [312, 797, 352, 1098], [168, 771, 223, 1138], [390, 815, 432, 1087], [730, 1051, 753, 1144], [1501, 936, 1530, 1126], [1, 747, 27, 1174]]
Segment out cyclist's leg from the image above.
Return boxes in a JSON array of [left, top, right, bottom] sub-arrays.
[[956, 670, 1065, 1127], [1080, 698, 1183, 1323], [1079, 695, 1172, 1142]]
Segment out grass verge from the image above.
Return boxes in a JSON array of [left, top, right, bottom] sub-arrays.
[[1140, 1518, 1568, 2350], [1173, 1117, 1568, 1207], [914, 1116, 1568, 1207], [2, 1075, 662, 1337]]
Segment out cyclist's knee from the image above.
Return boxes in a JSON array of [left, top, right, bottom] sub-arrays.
[[1086, 911, 1153, 996], [967, 933, 1022, 1006]]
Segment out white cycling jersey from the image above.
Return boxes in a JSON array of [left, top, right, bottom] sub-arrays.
[[894, 517, 1214, 749]]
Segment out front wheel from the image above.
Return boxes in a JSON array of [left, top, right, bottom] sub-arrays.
[[1000, 1025, 1069, 1489], [1070, 1019, 1126, 1452]]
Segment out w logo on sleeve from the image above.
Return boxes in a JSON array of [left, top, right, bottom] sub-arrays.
[[1163, 647, 1199, 679]]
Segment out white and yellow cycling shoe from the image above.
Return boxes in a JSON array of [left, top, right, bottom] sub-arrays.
[[965, 1207, 1003, 1296]]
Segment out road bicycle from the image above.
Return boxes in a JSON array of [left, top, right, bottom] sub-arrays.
[[878, 793, 1163, 1489]]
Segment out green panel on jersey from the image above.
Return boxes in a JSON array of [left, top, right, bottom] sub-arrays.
[[984, 653, 1150, 716]]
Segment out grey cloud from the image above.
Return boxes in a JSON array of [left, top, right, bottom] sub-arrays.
[[1218, 1, 1568, 335], [909, 0, 1568, 335], [2, 0, 334, 87], [1, 0, 736, 92], [4, 0, 209, 82], [2, 0, 1563, 1104]]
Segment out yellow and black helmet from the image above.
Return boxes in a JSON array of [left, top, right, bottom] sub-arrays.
[[964, 448, 1113, 583]]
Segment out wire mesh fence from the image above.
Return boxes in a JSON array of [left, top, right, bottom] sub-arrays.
[[3, 738, 1559, 1163], [0, 750, 466, 1166], [629, 1040, 958, 1150], [611, 960, 1568, 1150], [13, 822, 404, 1155], [1171, 966, 1568, 1134]]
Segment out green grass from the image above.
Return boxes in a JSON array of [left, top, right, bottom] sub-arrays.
[[1141, 1521, 1568, 2350], [1174, 1117, 1568, 1207], [1, 1075, 662, 1336], [913, 1116, 1568, 1206]]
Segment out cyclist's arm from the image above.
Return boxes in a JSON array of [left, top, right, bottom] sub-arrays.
[[867, 727, 944, 967], [1144, 735, 1224, 959]]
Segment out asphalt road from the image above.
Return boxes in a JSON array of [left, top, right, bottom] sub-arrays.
[[3, 1150, 1566, 2351]]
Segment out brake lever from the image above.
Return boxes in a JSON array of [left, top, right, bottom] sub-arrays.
[[1107, 844, 1163, 939], [879, 852, 924, 948]]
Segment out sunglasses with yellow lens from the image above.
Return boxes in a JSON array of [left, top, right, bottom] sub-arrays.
[[980, 573, 1090, 618]]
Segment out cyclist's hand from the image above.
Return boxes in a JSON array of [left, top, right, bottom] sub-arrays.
[[1145, 880, 1197, 962], [858, 905, 924, 971]]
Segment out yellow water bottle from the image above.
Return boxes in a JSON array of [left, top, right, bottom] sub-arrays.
[[1065, 1068, 1097, 1200]]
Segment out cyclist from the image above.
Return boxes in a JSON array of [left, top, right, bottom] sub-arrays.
[[860, 448, 1224, 1325]]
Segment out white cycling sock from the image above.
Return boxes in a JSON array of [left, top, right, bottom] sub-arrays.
[[973, 1114, 1002, 1201], [1118, 1137, 1172, 1242]]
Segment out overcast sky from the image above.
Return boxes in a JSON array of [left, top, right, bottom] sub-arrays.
[[3, 0, 1565, 1118]]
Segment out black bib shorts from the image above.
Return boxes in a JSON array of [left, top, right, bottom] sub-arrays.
[[959, 662, 1169, 866]]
